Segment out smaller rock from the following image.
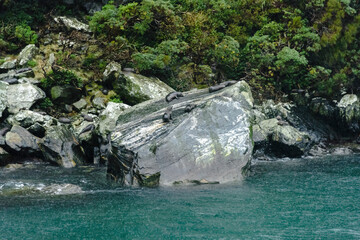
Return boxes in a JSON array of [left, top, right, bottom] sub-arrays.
[[81, 113, 93, 122], [103, 62, 122, 83], [0, 59, 17, 71], [51, 85, 82, 104], [92, 97, 106, 110], [54, 16, 91, 32], [64, 104, 73, 113], [73, 98, 87, 111], [17, 44, 38, 66], [5, 126, 40, 155]]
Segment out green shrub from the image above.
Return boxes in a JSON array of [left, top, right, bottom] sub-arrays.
[[40, 70, 83, 91], [14, 24, 38, 44], [110, 96, 123, 103], [27, 59, 37, 67], [37, 97, 54, 110]]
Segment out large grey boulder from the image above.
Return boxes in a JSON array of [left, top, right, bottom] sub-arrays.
[[98, 102, 130, 136], [17, 44, 38, 66], [108, 81, 253, 186], [39, 125, 86, 168], [112, 71, 175, 105], [54, 16, 91, 32], [5, 126, 41, 155], [7, 83, 46, 113], [50, 85, 82, 104]]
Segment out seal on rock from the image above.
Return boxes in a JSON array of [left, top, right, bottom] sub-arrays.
[[209, 84, 226, 93], [79, 124, 95, 135], [81, 113, 93, 122], [58, 117, 72, 124], [165, 92, 184, 103], [162, 106, 173, 123], [222, 80, 238, 87], [185, 104, 196, 113], [0, 127, 10, 136]]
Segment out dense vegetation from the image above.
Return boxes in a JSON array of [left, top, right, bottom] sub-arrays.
[[1, 0, 360, 99]]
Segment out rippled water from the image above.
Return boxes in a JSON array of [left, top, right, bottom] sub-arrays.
[[0, 155, 359, 239]]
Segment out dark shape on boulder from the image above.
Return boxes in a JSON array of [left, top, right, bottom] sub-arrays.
[[165, 92, 184, 103], [222, 80, 238, 87], [15, 68, 32, 74], [81, 113, 93, 122], [58, 117, 72, 124], [2, 78, 18, 84], [0, 127, 10, 136], [185, 104, 196, 113], [162, 106, 173, 123], [79, 124, 95, 135], [209, 84, 226, 93]]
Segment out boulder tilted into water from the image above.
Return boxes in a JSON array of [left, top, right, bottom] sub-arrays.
[[108, 81, 254, 186], [39, 125, 86, 168]]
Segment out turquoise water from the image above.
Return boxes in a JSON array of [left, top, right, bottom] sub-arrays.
[[0, 155, 359, 239]]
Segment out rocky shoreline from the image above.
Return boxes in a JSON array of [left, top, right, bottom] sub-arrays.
[[0, 16, 359, 187]]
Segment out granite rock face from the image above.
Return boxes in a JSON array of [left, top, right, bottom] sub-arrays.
[[108, 81, 253, 186]]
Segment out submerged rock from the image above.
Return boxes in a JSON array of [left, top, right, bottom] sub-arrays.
[[108, 81, 253, 186], [43, 183, 84, 195]]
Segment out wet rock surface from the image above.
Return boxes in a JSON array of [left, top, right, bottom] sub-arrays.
[[108, 81, 254, 186]]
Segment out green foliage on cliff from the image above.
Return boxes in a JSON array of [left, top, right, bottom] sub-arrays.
[[40, 70, 83, 91], [1, 0, 360, 99], [88, 0, 360, 98]]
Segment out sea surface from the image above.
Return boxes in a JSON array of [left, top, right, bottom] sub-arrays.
[[0, 155, 359, 239]]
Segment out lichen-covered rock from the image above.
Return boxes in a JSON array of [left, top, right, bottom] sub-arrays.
[[73, 98, 87, 111], [309, 97, 336, 121], [7, 83, 45, 113], [5, 126, 41, 155], [0, 59, 16, 71], [92, 97, 106, 110], [103, 61, 122, 83], [112, 71, 175, 105], [337, 94, 360, 132], [50, 85, 82, 104], [252, 118, 312, 158], [108, 81, 253, 186], [7, 110, 55, 137], [39, 125, 86, 168], [98, 102, 130, 136], [17, 44, 38, 66], [54, 16, 91, 32]]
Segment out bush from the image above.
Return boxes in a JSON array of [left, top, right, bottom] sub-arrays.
[[40, 70, 83, 91]]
